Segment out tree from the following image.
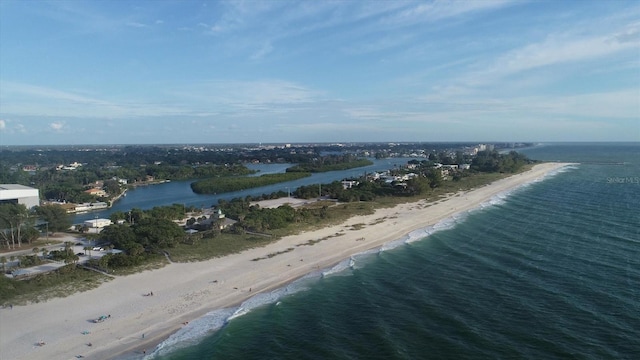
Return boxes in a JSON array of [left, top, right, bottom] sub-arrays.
[[0, 203, 31, 249], [100, 224, 136, 252], [425, 168, 443, 189], [34, 204, 72, 233], [129, 208, 145, 224], [31, 247, 41, 265], [21, 227, 40, 244], [0, 256, 6, 272], [63, 241, 73, 257], [471, 150, 530, 173], [109, 211, 126, 224], [102, 179, 121, 196], [133, 218, 184, 248]]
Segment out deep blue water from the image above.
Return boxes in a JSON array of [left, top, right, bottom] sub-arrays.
[[139, 143, 640, 359]]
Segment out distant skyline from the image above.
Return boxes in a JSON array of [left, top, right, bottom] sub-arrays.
[[1, 0, 639, 146]]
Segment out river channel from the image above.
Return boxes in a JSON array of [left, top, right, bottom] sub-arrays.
[[73, 158, 416, 223]]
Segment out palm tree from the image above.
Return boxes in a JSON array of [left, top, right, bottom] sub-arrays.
[[41, 248, 48, 259], [63, 241, 73, 256], [32, 247, 40, 265], [0, 256, 6, 273]]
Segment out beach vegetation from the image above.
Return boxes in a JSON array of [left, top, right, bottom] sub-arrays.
[[0, 265, 110, 306], [164, 233, 273, 262]]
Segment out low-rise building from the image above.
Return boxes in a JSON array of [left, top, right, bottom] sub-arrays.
[[84, 218, 112, 228], [0, 184, 40, 209], [84, 188, 107, 197]]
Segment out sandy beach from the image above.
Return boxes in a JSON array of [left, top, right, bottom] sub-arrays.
[[0, 162, 572, 360]]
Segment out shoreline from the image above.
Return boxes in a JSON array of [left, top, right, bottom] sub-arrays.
[[0, 162, 574, 360]]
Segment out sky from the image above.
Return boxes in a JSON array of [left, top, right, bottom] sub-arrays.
[[0, 0, 639, 145]]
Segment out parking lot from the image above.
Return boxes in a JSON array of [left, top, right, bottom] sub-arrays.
[[3, 237, 118, 279]]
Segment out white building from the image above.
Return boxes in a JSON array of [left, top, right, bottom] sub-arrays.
[[84, 218, 112, 228], [341, 180, 359, 189], [74, 202, 109, 213], [0, 184, 40, 209]]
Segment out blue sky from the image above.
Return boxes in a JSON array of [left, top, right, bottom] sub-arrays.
[[0, 0, 638, 145]]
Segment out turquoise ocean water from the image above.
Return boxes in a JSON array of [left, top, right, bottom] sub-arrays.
[[145, 143, 639, 360]]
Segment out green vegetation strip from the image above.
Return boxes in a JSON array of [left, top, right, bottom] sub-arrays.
[[167, 233, 274, 262], [286, 159, 373, 172], [191, 172, 311, 194]]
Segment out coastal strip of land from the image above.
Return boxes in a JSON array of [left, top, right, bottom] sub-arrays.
[[0, 162, 573, 360]]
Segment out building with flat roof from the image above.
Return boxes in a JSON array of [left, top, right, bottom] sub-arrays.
[[0, 184, 40, 209], [83, 218, 112, 228]]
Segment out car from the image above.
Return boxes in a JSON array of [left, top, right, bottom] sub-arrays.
[[76, 252, 85, 256], [92, 247, 102, 251]]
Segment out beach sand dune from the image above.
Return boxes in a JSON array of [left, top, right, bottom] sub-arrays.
[[0, 162, 572, 360]]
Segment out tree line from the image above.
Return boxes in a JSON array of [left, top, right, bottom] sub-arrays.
[[470, 150, 534, 173], [190, 172, 311, 194], [0, 203, 72, 250], [286, 155, 373, 173]]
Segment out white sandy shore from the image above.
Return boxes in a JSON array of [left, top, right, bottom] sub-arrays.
[[0, 162, 573, 360]]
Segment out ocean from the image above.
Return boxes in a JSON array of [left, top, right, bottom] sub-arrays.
[[148, 143, 640, 359]]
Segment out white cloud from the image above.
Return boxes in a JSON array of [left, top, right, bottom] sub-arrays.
[[126, 21, 147, 28], [50, 122, 65, 131], [0, 81, 191, 119], [250, 41, 274, 60], [171, 79, 324, 109], [0, 119, 5, 130], [495, 33, 637, 76], [380, 0, 513, 26], [15, 123, 26, 134], [456, 21, 640, 89], [342, 33, 414, 55]]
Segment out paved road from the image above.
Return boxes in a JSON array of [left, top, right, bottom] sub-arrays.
[[2, 235, 114, 278]]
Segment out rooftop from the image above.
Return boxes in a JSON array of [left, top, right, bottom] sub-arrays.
[[0, 184, 38, 191]]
